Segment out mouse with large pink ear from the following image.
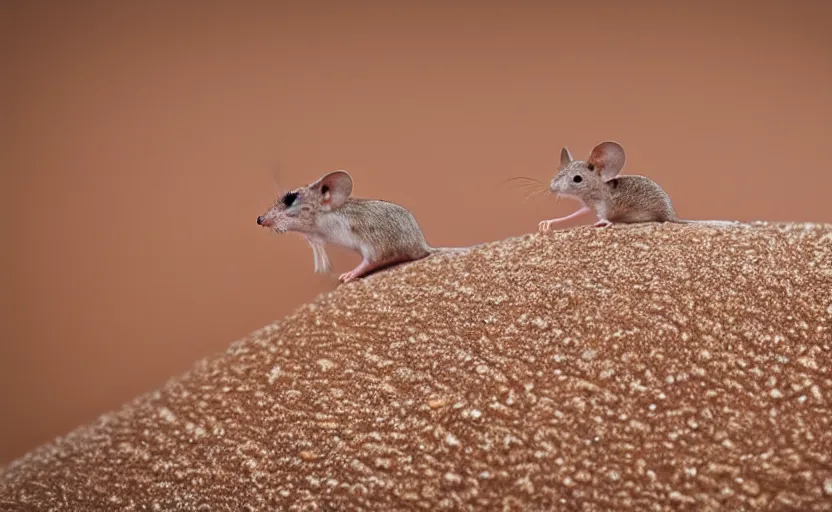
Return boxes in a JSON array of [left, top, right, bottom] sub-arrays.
[[539, 140, 684, 231], [257, 170, 462, 283]]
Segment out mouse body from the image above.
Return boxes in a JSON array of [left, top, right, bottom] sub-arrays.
[[257, 170, 453, 283], [539, 141, 737, 231]]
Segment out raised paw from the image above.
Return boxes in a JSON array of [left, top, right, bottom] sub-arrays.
[[594, 219, 612, 228], [538, 220, 553, 233]]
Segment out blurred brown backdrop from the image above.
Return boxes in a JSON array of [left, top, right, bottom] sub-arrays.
[[1, 0, 830, 465]]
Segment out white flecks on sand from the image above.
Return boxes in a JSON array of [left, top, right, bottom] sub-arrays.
[[810, 385, 823, 402], [444, 433, 461, 447], [158, 407, 176, 424], [267, 365, 281, 385], [443, 472, 462, 485], [316, 359, 336, 372], [531, 317, 548, 329]]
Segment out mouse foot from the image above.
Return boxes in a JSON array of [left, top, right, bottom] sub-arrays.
[[538, 220, 556, 233], [539, 206, 592, 233], [594, 219, 612, 228], [339, 257, 400, 284], [339, 269, 363, 283]]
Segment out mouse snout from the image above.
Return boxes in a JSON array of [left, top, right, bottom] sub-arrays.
[[257, 214, 276, 228], [549, 178, 559, 193]]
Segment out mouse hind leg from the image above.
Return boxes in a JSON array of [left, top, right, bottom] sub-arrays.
[[339, 243, 432, 283], [339, 255, 411, 283], [338, 260, 373, 283]]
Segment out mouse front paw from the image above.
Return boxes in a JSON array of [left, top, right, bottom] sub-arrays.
[[538, 220, 554, 233]]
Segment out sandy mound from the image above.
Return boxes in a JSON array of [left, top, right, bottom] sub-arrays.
[[2, 222, 831, 510]]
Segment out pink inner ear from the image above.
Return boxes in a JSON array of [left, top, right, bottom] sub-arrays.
[[321, 183, 338, 205], [588, 150, 608, 171], [588, 142, 625, 179], [318, 172, 353, 206]]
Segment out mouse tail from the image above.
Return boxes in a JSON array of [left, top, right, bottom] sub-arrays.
[[427, 246, 472, 255], [676, 219, 741, 227]]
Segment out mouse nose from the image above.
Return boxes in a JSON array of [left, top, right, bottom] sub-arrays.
[[256, 216, 263, 225]]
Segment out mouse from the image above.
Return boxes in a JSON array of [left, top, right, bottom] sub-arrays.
[[538, 140, 738, 231], [257, 170, 464, 283]]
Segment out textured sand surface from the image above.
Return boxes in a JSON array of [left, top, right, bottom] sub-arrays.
[[1, 222, 831, 511]]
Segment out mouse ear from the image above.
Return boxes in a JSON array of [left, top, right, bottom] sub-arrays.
[[315, 170, 353, 209], [587, 141, 625, 181], [560, 147, 573, 167]]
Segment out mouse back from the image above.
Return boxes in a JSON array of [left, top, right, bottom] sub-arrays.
[[604, 175, 678, 223], [319, 198, 431, 261]]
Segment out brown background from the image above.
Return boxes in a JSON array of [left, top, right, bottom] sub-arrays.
[[1, 0, 830, 466]]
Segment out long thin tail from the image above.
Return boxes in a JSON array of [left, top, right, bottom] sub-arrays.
[[676, 219, 742, 226], [427, 246, 474, 255]]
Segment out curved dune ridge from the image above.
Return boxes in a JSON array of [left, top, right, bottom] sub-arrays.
[[1, 222, 831, 510]]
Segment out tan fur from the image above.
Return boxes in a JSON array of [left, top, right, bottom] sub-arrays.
[[594, 175, 678, 223], [257, 170, 453, 282], [316, 198, 431, 264], [541, 141, 737, 231]]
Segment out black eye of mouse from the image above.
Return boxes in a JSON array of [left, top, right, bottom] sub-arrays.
[[573, 175, 583, 183], [282, 191, 298, 207], [587, 164, 595, 171]]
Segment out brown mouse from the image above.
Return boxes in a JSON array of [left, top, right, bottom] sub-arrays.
[[539, 141, 738, 231], [257, 170, 463, 283]]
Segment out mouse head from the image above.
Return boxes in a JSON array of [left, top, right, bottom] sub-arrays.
[[257, 170, 353, 233], [549, 141, 626, 199]]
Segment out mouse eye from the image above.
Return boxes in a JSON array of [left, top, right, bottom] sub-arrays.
[[587, 164, 595, 171], [282, 191, 298, 207], [573, 175, 583, 183]]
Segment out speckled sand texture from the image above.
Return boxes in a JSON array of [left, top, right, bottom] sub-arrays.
[[2, 222, 831, 511]]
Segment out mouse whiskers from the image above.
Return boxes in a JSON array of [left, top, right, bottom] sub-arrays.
[[504, 176, 545, 186], [522, 187, 549, 203], [504, 176, 550, 203]]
